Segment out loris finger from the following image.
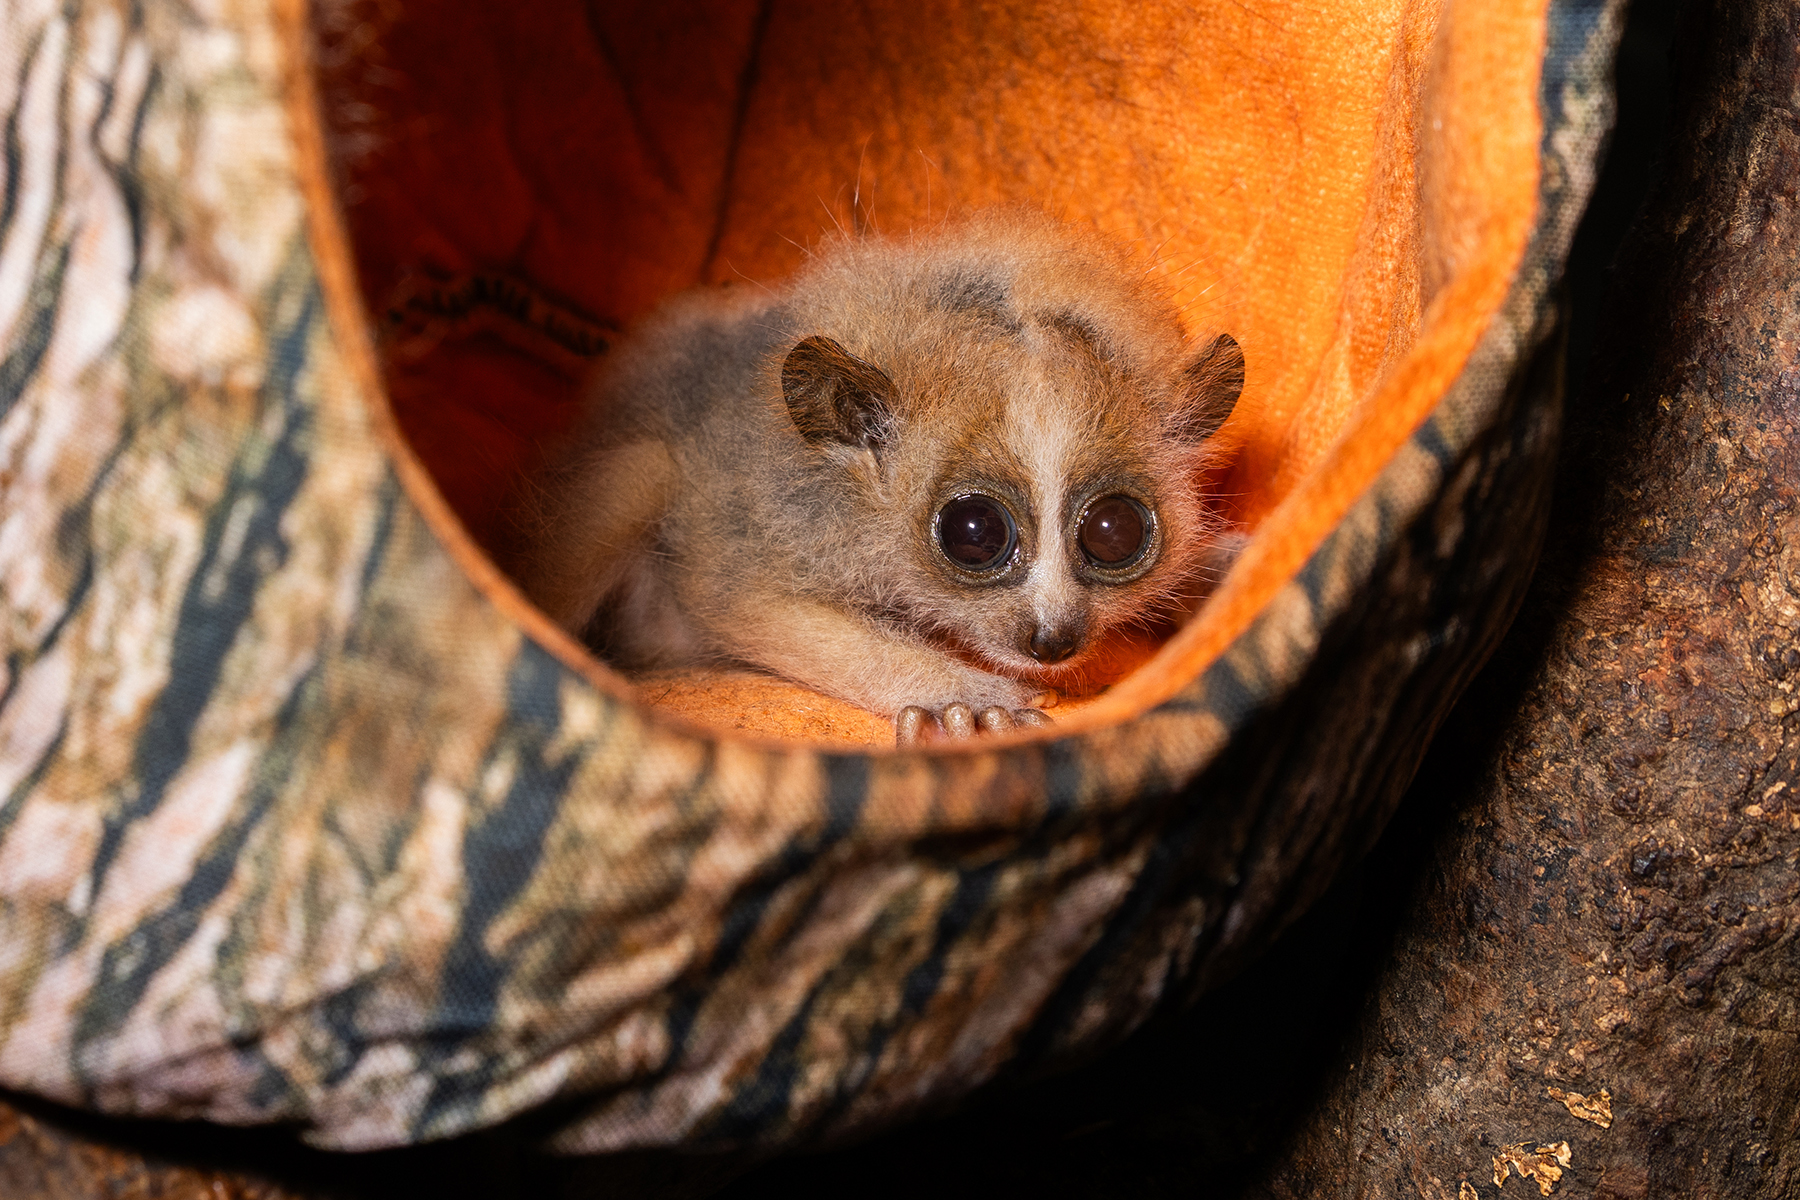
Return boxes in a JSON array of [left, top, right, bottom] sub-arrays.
[[976, 706, 1015, 734], [895, 706, 937, 747], [1013, 708, 1054, 729], [941, 703, 977, 739]]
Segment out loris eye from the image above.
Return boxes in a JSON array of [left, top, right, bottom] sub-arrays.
[[936, 495, 1017, 571], [1079, 495, 1151, 568]]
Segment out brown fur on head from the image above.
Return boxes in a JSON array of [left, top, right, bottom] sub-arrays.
[[765, 211, 1243, 694]]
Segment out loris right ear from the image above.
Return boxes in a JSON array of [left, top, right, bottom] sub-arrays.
[[781, 336, 897, 451], [1169, 333, 1245, 444]]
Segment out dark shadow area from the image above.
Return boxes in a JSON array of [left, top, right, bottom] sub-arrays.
[[1566, 0, 1679, 400], [0, 2, 1678, 1196]]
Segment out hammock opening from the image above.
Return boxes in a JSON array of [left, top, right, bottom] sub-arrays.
[[307, 0, 1541, 746]]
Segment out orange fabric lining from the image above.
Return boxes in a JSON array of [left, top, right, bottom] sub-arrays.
[[311, 0, 1546, 744], [1101, 0, 1545, 722], [282, 0, 635, 707]]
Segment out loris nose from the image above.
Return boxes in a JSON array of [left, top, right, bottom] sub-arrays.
[[1028, 624, 1080, 664]]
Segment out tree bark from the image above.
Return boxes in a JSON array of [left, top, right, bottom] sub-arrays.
[[0, 1099, 304, 1199], [1246, 2, 1800, 1196]]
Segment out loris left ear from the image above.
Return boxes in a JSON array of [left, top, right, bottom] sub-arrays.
[[1169, 333, 1245, 444], [781, 335, 898, 451]]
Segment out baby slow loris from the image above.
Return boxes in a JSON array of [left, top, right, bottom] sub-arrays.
[[513, 211, 1244, 745]]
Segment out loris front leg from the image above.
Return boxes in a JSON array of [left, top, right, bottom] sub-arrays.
[[723, 594, 1056, 745]]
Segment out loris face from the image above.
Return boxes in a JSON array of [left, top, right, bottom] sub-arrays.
[[780, 294, 1244, 693], [910, 419, 1181, 687]]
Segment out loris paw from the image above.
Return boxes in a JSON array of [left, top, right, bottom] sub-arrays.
[[894, 701, 1055, 747]]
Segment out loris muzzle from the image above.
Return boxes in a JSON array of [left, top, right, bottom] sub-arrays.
[[512, 211, 1244, 744]]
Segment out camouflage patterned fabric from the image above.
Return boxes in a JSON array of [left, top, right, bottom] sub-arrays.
[[0, 0, 1622, 1155]]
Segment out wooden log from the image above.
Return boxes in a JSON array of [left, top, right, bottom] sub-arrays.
[[1243, 1, 1800, 1196], [0, 1097, 302, 1199]]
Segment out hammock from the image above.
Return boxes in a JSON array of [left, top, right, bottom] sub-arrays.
[[0, 0, 1619, 1154]]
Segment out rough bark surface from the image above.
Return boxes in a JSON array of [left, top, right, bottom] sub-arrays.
[[1246, 2, 1800, 1196], [0, 1101, 305, 1199]]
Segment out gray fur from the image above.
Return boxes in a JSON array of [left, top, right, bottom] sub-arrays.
[[513, 210, 1244, 729]]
